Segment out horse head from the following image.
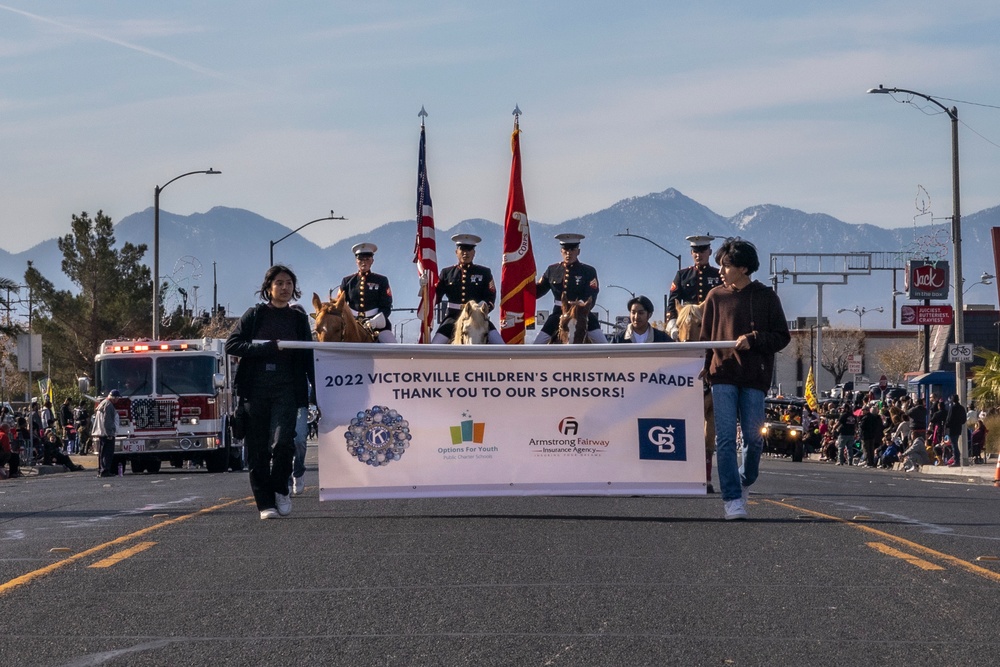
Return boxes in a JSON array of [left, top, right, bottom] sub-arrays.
[[676, 303, 704, 342], [451, 301, 490, 345], [556, 297, 593, 344], [312, 291, 375, 343]]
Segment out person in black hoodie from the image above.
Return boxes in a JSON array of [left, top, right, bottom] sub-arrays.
[[944, 394, 967, 466], [859, 405, 884, 468], [226, 265, 315, 520], [701, 238, 790, 520]]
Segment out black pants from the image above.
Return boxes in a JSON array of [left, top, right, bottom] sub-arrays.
[[98, 436, 116, 476], [243, 386, 297, 511]]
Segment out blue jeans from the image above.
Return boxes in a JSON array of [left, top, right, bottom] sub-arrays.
[[292, 406, 308, 479], [712, 384, 765, 502]]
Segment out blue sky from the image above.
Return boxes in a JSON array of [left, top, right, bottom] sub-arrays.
[[2, 1, 1000, 253]]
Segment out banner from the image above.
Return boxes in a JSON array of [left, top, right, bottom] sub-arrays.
[[499, 118, 536, 343], [298, 342, 726, 500], [413, 119, 439, 343]]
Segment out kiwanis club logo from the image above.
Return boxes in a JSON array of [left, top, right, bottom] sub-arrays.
[[637, 418, 687, 461], [344, 405, 412, 467]]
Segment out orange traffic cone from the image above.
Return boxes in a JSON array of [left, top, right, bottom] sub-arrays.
[[993, 452, 1000, 488]]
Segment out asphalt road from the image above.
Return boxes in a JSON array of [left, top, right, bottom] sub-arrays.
[[1, 450, 999, 667]]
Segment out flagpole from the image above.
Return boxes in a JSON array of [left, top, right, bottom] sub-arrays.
[[414, 106, 439, 344]]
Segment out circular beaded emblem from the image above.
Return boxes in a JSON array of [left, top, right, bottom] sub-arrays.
[[344, 405, 411, 466]]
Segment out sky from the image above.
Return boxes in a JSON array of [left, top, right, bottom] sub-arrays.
[[2, 1, 1000, 254]]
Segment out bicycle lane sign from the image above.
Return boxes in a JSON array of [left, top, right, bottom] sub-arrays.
[[947, 343, 974, 363]]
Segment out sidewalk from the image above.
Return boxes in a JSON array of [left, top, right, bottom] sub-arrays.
[[803, 453, 999, 484]]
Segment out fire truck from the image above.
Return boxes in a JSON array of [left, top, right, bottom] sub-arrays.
[[82, 337, 244, 474]]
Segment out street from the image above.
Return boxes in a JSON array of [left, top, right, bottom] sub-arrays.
[[1, 449, 999, 667]]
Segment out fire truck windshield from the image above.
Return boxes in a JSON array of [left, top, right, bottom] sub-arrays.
[[97, 357, 152, 397], [156, 356, 216, 395]]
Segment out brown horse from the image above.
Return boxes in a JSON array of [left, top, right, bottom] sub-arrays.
[[312, 292, 376, 343], [676, 303, 703, 343], [554, 297, 593, 344], [451, 301, 490, 344], [676, 302, 716, 490]]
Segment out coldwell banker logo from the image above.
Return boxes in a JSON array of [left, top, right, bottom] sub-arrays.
[[637, 418, 687, 461]]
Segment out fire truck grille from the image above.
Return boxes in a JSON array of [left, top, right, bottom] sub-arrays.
[[130, 398, 179, 430]]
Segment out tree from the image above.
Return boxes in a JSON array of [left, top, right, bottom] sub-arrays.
[[875, 337, 924, 385], [820, 327, 866, 385], [970, 349, 1000, 410], [24, 211, 152, 388]]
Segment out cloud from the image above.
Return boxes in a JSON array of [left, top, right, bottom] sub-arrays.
[[0, 3, 226, 81]]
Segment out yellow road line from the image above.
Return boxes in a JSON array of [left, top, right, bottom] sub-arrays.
[[765, 499, 1000, 584], [88, 541, 158, 569], [866, 541, 944, 571], [0, 497, 249, 597]]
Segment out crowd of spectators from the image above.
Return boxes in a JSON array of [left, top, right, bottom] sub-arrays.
[[1, 398, 88, 478], [792, 390, 990, 473]]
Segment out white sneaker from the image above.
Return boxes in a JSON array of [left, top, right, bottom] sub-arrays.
[[724, 499, 748, 520], [292, 476, 304, 496], [260, 508, 279, 520], [275, 493, 292, 516]]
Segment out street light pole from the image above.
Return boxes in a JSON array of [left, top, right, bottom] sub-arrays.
[[837, 306, 883, 328], [869, 84, 966, 463], [153, 169, 221, 340], [269, 211, 347, 266], [614, 230, 682, 272], [607, 284, 636, 299]]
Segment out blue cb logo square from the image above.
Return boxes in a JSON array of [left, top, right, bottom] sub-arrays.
[[638, 418, 687, 461]]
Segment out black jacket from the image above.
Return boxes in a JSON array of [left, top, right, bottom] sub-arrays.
[[225, 303, 315, 407], [668, 264, 722, 320]]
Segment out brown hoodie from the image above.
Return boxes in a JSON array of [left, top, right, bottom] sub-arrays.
[[701, 280, 790, 392]]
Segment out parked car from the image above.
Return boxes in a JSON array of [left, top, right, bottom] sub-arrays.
[[868, 383, 907, 401], [761, 397, 806, 461]]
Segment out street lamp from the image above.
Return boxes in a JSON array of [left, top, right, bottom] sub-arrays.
[[153, 169, 221, 340], [869, 84, 966, 463], [607, 284, 636, 299], [963, 272, 994, 296], [269, 211, 346, 266], [837, 306, 883, 328], [614, 229, 682, 272]]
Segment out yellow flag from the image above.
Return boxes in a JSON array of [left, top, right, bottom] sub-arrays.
[[805, 367, 818, 411]]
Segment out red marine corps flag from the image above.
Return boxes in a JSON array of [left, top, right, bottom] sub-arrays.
[[414, 107, 439, 343], [499, 106, 536, 343]]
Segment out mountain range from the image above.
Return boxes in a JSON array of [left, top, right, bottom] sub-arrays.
[[2, 188, 997, 336]]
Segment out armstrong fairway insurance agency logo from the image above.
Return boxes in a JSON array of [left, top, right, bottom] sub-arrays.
[[344, 405, 412, 467], [637, 418, 687, 461]]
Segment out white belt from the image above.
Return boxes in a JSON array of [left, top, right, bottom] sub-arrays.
[[351, 308, 381, 318]]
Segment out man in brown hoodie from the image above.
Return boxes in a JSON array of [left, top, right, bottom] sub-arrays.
[[700, 238, 790, 520]]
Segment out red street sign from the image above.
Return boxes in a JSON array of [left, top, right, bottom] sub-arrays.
[[900, 305, 954, 326]]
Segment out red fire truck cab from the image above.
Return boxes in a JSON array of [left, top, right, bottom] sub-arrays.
[[83, 338, 243, 474]]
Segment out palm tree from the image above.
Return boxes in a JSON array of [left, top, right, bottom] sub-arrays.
[[969, 349, 1000, 410]]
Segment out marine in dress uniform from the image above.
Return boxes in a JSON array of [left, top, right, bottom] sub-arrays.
[[338, 243, 397, 343], [431, 234, 505, 344], [532, 233, 608, 344], [665, 234, 722, 340]]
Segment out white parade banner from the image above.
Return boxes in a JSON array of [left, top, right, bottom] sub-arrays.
[[283, 342, 730, 501]]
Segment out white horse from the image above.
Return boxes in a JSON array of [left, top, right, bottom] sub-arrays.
[[451, 301, 490, 344]]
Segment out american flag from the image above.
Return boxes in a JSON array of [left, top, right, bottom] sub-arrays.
[[414, 120, 438, 343]]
